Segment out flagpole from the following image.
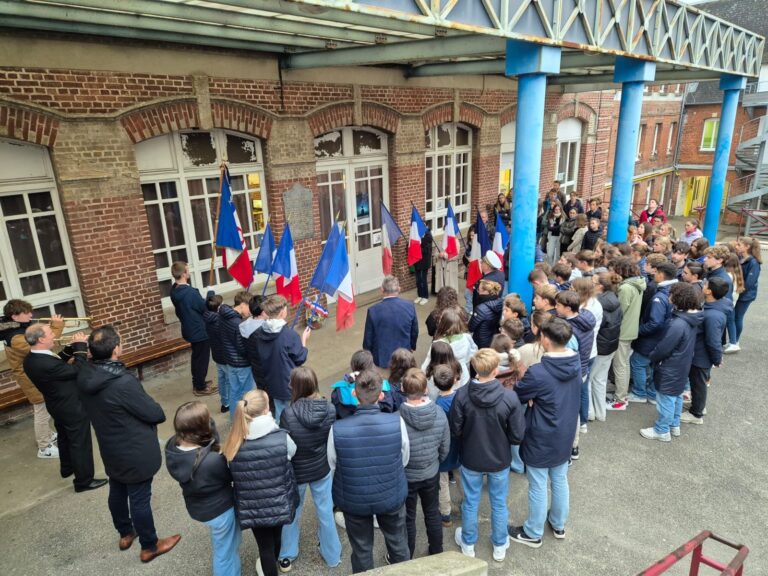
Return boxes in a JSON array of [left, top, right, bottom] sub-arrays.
[[258, 217, 272, 296], [209, 162, 227, 288]]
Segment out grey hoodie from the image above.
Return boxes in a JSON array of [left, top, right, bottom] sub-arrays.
[[399, 400, 450, 482]]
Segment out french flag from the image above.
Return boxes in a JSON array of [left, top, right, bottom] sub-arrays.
[[309, 221, 342, 291], [253, 221, 276, 276], [271, 223, 301, 305], [321, 232, 356, 331], [442, 202, 460, 260], [492, 213, 509, 270], [407, 206, 428, 266], [216, 166, 253, 288], [380, 202, 403, 275], [466, 211, 491, 289]]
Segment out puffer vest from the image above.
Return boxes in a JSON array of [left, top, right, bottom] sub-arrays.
[[230, 430, 298, 529]]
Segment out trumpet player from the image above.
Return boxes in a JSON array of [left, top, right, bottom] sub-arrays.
[[0, 300, 63, 459]]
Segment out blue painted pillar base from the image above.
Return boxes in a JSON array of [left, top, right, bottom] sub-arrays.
[[506, 41, 561, 305], [606, 57, 656, 243], [703, 74, 747, 242]]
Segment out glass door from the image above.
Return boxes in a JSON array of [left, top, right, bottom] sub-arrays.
[[350, 162, 386, 294]]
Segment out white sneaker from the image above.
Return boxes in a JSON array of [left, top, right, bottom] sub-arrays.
[[414, 296, 423, 303], [492, 536, 510, 562], [670, 426, 681, 437], [49, 432, 58, 445], [724, 343, 740, 354], [627, 393, 647, 403], [639, 427, 671, 442], [373, 515, 380, 529], [579, 423, 588, 434], [454, 528, 475, 558], [418, 298, 428, 306], [37, 444, 59, 459], [680, 411, 704, 425], [334, 511, 346, 529]]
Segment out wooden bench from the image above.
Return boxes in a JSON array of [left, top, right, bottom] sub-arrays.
[[122, 338, 190, 381], [0, 387, 29, 411]]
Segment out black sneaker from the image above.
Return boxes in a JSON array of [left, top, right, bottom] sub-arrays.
[[448, 470, 456, 485], [508, 525, 542, 549], [278, 558, 292, 573], [220, 405, 230, 414], [570, 446, 580, 460], [547, 518, 565, 539]]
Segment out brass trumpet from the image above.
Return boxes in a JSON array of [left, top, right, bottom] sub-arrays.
[[35, 317, 92, 328]]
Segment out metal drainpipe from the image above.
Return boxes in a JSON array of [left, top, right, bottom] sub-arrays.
[[670, 85, 687, 215]]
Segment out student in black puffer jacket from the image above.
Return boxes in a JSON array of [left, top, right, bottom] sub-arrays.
[[589, 272, 623, 422], [203, 293, 230, 413], [165, 402, 240, 576], [219, 291, 255, 419], [469, 280, 503, 349], [223, 389, 298, 576], [277, 367, 341, 571]]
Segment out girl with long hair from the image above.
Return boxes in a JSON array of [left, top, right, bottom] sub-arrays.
[[588, 273, 623, 423], [732, 237, 763, 346], [517, 309, 550, 368], [389, 348, 417, 409], [422, 340, 463, 400], [546, 204, 564, 266], [723, 251, 746, 350], [425, 286, 467, 337], [222, 390, 298, 576], [422, 307, 476, 389]]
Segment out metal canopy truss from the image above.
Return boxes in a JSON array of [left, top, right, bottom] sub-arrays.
[[0, 0, 763, 83]]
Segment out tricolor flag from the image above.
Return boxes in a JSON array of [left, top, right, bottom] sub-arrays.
[[321, 232, 356, 331], [309, 221, 342, 291], [253, 222, 276, 276], [271, 223, 301, 305], [466, 211, 492, 289], [442, 202, 460, 260], [492, 213, 510, 270], [380, 202, 403, 275], [407, 206, 428, 266], [216, 166, 253, 287]]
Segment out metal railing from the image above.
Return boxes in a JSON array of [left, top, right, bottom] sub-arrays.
[[745, 81, 768, 94], [737, 116, 767, 148]]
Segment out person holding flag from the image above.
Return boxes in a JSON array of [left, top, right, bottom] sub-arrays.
[[272, 223, 301, 306], [435, 202, 462, 293], [380, 203, 403, 276], [466, 209, 505, 308], [408, 206, 431, 305], [214, 165, 253, 288], [253, 221, 276, 291]]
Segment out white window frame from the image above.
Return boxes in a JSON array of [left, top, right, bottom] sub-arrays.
[[0, 138, 84, 326], [499, 121, 515, 197], [556, 118, 583, 199], [136, 129, 268, 307], [700, 118, 720, 151], [636, 124, 646, 161], [424, 123, 472, 231], [651, 123, 661, 158], [667, 122, 677, 156]]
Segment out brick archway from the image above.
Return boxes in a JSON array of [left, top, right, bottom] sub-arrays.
[[556, 101, 597, 128], [0, 103, 60, 147], [422, 102, 485, 131], [499, 105, 517, 127], [307, 102, 400, 136], [211, 100, 273, 139]]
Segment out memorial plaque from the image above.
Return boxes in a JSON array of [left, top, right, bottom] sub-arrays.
[[282, 183, 315, 241]]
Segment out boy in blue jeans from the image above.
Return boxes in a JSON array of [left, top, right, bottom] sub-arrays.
[[509, 317, 581, 548], [434, 364, 461, 527], [449, 349, 524, 562]]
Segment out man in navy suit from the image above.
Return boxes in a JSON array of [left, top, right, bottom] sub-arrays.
[[363, 276, 419, 368]]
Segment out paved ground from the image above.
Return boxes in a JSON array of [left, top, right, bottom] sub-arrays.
[[1, 267, 766, 576]]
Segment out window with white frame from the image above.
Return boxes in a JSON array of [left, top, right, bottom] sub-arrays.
[[424, 123, 472, 231], [0, 138, 83, 320], [667, 122, 677, 155], [651, 123, 662, 157], [136, 130, 268, 303], [701, 118, 720, 151], [636, 124, 647, 161], [556, 118, 583, 198]]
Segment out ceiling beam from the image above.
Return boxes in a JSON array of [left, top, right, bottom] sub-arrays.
[[282, 34, 508, 69], [0, 0, 342, 50], [550, 69, 722, 86], [407, 53, 616, 77]]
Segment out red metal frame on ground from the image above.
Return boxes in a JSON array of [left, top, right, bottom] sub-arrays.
[[637, 531, 749, 576], [739, 209, 768, 237]]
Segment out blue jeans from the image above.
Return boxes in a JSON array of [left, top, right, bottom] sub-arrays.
[[726, 306, 738, 345], [654, 392, 682, 434], [464, 287, 473, 314], [460, 466, 509, 547], [228, 366, 255, 421], [279, 472, 341, 567], [524, 462, 569, 540], [273, 399, 290, 423], [205, 507, 242, 576], [216, 364, 231, 408], [734, 299, 753, 342], [630, 352, 655, 400], [510, 445, 524, 474]]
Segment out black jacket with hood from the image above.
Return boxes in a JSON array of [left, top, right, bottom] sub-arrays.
[[469, 294, 503, 348], [596, 291, 623, 355], [218, 304, 249, 367], [77, 360, 166, 484], [649, 310, 704, 396], [449, 378, 525, 473], [279, 397, 335, 484], [165, 426, 235, 523]]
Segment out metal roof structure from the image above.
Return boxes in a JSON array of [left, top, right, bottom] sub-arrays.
[[1, 0, 764, 85]]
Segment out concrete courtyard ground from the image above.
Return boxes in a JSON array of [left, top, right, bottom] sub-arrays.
[[1, 266, 765, 575]]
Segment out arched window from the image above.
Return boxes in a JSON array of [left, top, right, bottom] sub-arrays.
[[556, 118, 583, 198], [425, 123, 472, 230], [136, 129, 267, 302], [314, 126, 389, 294], [499, 121, 515, 196], [0, 138, 83, 319]]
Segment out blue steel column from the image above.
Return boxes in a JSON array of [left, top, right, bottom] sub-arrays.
[[606, 57, 656, 243], [506, 40, 561, 305], [702, 74, 747, 242]]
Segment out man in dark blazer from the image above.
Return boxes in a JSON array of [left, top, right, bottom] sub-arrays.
[[23, 324, 106, 493], [363, 275, 419, 368]]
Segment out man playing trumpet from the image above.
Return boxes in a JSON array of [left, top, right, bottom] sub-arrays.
[[0, 300, 63, 459]]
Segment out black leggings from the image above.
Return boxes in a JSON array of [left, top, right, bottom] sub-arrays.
[[251, 525, 282, 576]]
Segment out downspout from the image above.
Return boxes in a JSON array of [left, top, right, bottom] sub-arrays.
[[670, 85, 687, 214]]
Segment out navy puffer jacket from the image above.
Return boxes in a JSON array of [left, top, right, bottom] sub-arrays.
[[230, 430, 299, 529], [203, 310, 226, 364], [649, 310, 703, 396], [633, 281, 675, 356], [691, 298, 731, 369], [564, 309, 595, 378], [218, 305, 249, 367], [279, 398, 335, 485], [596, 291, 622, 356], [469, 295, 503, 348], [740, 257, 760, 302]]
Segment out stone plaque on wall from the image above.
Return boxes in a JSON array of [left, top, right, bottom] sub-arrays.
[[282, 183, 315, 241]]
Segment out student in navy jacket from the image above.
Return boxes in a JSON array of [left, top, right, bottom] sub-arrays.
[[629, 261, 677, 404], [508, 317, 581, 548], [363, 276, 418, 369], [640, 283, 703, 443], [203, 293, 230, 413], [169, 261, 215, 395], [733, 237, 762, 348], [681, 277, 731, 425], [219, 291, 254, 420]]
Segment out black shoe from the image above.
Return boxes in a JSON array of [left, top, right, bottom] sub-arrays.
[[220, 405, 230, 414], [60, 469, 74, 479], [508, 525, 542, 549], [547, 517, 565, 539], [570, 446, 580, 460], [278, 558, 292, 573], [75, 478, 108, 493]]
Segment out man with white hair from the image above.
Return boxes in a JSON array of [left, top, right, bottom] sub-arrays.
[[472, 250, 506, 308], [363, 276, 419, 369]]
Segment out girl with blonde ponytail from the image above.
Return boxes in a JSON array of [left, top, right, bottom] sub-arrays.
[[222, 390, 299, 576]]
